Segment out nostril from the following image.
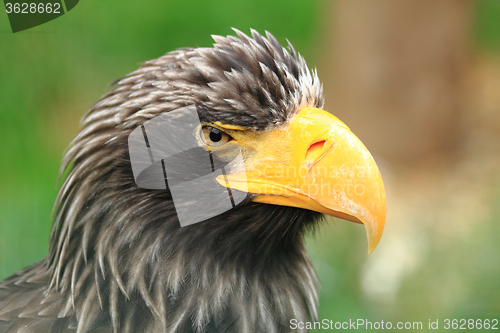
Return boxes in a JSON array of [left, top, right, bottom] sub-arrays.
[[307, 141, 326, 155], [305, 140, 326, 169]]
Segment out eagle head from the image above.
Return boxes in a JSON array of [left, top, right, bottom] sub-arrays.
[[44, 29, 386, 332]]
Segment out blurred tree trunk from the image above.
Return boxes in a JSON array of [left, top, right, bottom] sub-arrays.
[[322, 0, 473, 163]]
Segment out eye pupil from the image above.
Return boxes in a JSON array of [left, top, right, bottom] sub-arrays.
[[209, 128, 222, 142], [200, 125, 231, 147]]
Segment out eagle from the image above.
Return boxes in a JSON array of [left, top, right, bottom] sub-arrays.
[[0, 29, 386, 333]]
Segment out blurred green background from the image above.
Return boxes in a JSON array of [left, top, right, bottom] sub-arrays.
[[1, 1, 499, 331]]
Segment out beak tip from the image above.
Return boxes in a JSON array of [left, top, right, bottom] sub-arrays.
[[367, 241, 378, 255], [364, 210, 385, 255], [368, 224, 385, 255]]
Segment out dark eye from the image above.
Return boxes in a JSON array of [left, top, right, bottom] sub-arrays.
[[200, 126, 232, 147]]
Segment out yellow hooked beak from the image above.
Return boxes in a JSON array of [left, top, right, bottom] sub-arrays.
[[216, 107, 386, 254]]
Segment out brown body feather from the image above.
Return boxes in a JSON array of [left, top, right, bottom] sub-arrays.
[[0, 29, 324, 332]]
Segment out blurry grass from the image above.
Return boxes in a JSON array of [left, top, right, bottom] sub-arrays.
[[476, 0, 500, 52], [0, 187, 57, 279]]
